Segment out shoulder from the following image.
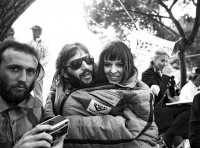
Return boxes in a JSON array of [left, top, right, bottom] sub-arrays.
[[194, 93, 200, 102], [142, 68, 154, 75]]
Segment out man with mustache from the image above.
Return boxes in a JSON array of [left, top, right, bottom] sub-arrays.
[[43, 42, 96, 118], [0, 41, 64, 148]]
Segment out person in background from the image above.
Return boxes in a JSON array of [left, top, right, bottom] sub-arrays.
[[141, 49, 191, 148], [0, 40, 63, 148], [162, 65, 177, 100], [50, 40, 158, 148], [189, 92, 200, 147], [179, 68, 200, 102], [29, 25, 49, 104], [3, 27, 15, 41]]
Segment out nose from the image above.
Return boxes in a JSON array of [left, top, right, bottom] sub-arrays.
[[81, 61, 90, 69], [110, 65, 117, 73], [18, 70, 27, 82], [164, 61, 168, 66]]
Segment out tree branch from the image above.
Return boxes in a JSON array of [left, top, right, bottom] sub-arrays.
[[188, 0, 200, 45], [158, 0, 186, 37], [113, 9, 170, 19], [192, 0, 197, 6], [169, 0, 178, 10]]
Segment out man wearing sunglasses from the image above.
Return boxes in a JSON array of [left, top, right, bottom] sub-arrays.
[[43, 42, 96, 119]]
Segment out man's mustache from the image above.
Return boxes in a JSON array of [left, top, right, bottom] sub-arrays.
[[13, 82, 28, 89]]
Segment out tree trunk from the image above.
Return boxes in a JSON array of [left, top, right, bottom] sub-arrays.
[[178, 49, 187, 88]]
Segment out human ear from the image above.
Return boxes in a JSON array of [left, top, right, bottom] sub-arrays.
[[61, 69, 69, 78]]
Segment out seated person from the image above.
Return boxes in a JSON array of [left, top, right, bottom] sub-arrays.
[[179, 68, 200, 102], [189, 92, 200, 147]]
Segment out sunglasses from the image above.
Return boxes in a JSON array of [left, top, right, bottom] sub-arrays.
[[65, 55, 94, 70]]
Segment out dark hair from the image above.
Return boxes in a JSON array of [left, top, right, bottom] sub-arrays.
[[97, 40, 137, 84], [55, 42, 92, 84], [0, 40, 44, 79], [149, 49, 169, 68], [192, 68, 200, 81]]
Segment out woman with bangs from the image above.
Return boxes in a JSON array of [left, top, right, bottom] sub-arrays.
[[61, 40, 159, 148], [96, 40, 135, 84]]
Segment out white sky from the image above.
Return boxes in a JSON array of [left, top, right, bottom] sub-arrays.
[[13, 0, 103, 101], [13, 0, 102, 62]]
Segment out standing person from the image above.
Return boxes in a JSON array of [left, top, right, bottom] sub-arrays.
[[45, 40, 158, 148], [141, 49, 191, 148], [0, 40, 64, 148], [179, 68, 200, 102], [29, 25, 49, 104]]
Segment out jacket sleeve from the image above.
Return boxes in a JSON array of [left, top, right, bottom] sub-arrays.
[[189, 93, 200, 147], [42, 77, 57, 121], [65, 115, 134, 141], [142, 69, 158, 87]]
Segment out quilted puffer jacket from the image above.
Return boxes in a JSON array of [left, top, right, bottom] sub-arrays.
[[60, 76, 159, 148]]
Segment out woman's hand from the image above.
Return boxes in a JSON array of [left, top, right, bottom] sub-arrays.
[[150, 85, 160, 96], [173, 96, 180, 102]]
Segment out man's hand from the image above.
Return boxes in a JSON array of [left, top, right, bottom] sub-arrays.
[[13, 124, 64, 148]]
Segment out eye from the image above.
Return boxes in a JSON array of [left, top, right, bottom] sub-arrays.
[[9, 66, 20, 72], [26, 69, 37, 75], [116, 62, 124, 67], [104, 62, 112, 67]]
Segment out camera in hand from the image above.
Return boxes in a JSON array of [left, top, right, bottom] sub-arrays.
[[40, 115, 69, 146]]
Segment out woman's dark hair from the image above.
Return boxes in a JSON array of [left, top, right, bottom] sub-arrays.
[[97, 40, 137, 84], [0, 40, 44, 79]]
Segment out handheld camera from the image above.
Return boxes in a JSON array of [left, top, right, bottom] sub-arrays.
[[40, 115, 69, 146]]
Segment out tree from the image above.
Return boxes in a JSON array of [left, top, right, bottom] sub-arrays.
[[0, 0, 36, 41], [84, 0, 200, 88]]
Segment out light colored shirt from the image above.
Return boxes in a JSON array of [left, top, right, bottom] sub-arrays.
[[0, 95, 42, 148], [29, 38, 49, 67], [179, 80, 199, 102]]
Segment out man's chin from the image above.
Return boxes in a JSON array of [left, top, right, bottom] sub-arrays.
[[82, 78, 93, 85]]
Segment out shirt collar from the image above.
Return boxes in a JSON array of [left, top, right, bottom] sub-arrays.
[[0, 94, 42, 113]]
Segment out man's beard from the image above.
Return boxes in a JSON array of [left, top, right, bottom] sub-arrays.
[[0, 77, 35, 105], [68, 70, 94, 89]]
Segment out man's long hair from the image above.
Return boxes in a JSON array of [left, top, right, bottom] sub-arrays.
[[54, 42, 96, 89]]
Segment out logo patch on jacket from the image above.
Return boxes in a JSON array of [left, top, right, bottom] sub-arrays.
[[87, 99, 112, 115]]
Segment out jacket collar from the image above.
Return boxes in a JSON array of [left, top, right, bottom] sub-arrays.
[[118, 74, 137, 88]]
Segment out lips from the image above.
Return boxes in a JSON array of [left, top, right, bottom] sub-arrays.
[[15, 87, 26, 91], [81, 72, 92, 79]]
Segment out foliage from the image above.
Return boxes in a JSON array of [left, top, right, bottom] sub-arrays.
[[83, 0, 179, 41], [84, 0, 200, 87]]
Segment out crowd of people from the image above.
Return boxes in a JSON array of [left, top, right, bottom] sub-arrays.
[[0, 26, 200, 148]]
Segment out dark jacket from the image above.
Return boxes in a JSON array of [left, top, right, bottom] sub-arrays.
[[189, 93, 200, 148], [141, 67, 170, 106]]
